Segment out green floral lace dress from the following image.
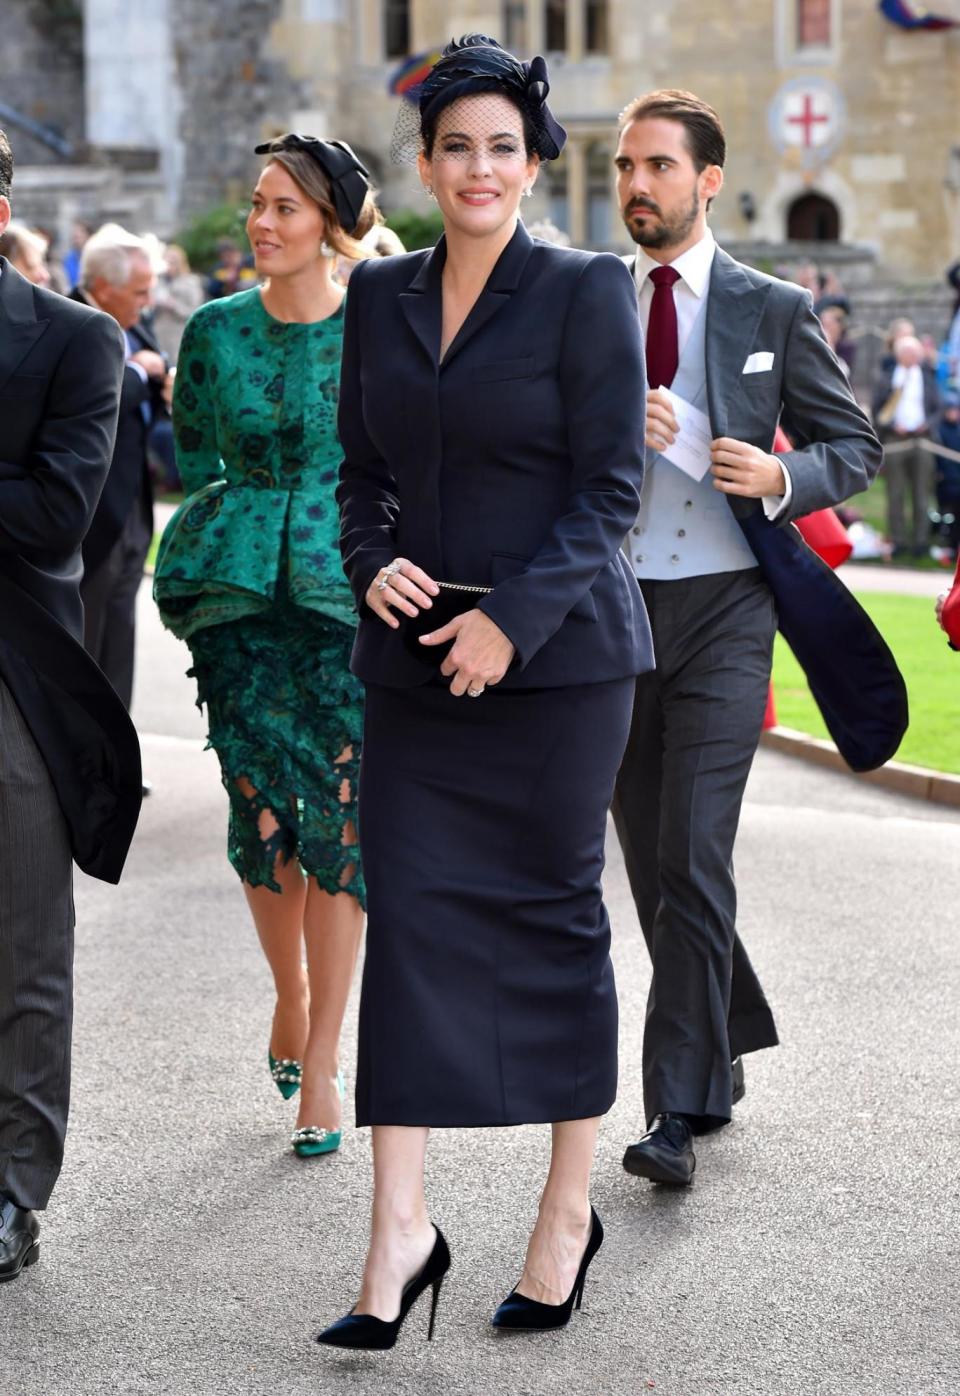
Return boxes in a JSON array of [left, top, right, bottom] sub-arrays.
[[153, 288, 364, 903]]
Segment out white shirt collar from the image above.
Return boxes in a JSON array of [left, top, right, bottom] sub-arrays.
[[633, 228, 716, 299]]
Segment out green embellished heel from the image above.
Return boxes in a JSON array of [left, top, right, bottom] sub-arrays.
[[269, 1051, 303, 1100], [291, 1071, 345, 1158]]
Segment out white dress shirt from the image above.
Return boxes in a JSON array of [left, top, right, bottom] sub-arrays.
[[891, 363, 927, 433], [632, 228, 792, 520]]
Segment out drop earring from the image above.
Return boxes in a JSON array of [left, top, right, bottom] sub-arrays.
[[423, 184, 434, 198], [320, 240, 336, 258], [523, 187, 533, 199]]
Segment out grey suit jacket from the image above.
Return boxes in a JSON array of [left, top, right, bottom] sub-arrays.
[[627, 245, 904, 772], [702, 249, 882, 514]]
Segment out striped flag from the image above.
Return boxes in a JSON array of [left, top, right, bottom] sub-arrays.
[[879, 0, 959, 29], [389, 49, 444, 102]]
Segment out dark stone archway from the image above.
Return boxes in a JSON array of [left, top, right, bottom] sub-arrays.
[[787, 192, 840, 242]]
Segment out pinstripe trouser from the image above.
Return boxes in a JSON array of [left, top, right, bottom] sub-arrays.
[[0, 676, 74, 1211]]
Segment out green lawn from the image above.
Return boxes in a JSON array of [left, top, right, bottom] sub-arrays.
[[771, 591, 959, 774]]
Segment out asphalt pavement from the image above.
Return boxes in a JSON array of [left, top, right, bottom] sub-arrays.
[[3, 583, 959, 1396]]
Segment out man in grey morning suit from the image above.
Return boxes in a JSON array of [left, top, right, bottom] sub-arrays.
[[0, 131, 140, 1280], [611, 92, 882, 1184]]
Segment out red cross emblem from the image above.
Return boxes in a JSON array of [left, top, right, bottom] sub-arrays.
[[783, 89, 834, 149]]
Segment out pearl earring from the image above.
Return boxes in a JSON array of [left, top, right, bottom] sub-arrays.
[[320, 240, 336, 258]]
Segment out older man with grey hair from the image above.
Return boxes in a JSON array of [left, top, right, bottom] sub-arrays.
[[872, 333, 941, 558], [70, 225, 168, 730]]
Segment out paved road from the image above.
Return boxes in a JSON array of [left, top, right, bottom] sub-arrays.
[[5, 586, 959, 1396]]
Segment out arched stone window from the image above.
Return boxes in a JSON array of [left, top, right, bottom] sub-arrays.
[[586, 141, 613, 246], [585, 0, 609, 53], [797, 0, 831, 47], [787, 191, 840, 241], [545, 152, 569, 233], [383, 0, 409, 59]]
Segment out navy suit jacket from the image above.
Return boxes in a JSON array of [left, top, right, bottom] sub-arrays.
[[337, 221, 652, 689], [68, 290, 160, 573]]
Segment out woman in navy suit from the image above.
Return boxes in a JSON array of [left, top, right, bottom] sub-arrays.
[[317, 37, 652, 1348]]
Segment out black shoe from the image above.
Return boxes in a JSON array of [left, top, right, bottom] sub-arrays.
[[731, 1056, 746, 1106], [0, 1196, 40, 1281], [623, 1113, 695, 1185], [491, 1207, 604, 1331], [316, 1225, 451, 1350]]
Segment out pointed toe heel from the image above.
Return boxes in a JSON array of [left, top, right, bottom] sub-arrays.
[[491, 1207, 603, 1332], [268, 1050, 302, 1100], [316, 1225, 451, 1351], [292, 1071, 344, 1157]]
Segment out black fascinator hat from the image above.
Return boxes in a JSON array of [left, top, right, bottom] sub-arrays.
[[254, 134, 371, 232], [391, 35, 566, 164]]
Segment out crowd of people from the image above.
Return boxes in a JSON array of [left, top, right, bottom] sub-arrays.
[[0, 29, 953, 1361]]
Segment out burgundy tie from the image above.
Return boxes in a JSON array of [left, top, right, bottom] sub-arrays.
[[646, 264, 681, 390]]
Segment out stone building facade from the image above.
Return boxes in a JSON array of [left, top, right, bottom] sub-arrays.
[[260, 0, 960, 278], [2, 0, 958, 285]]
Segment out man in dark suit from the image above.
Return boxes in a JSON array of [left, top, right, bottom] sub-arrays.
[[0, 131, 141, 1279], [69, 224, 167, 715], [610, 92, 883, 1185]]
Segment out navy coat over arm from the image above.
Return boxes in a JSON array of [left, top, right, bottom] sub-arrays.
[[703, 251, 908, 772], [337, 221, 653, 690], [0, 258, 141, 881]]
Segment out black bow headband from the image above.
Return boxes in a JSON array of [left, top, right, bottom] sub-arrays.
[[254, 134, 371, 232], [418, 46, 566, 160]]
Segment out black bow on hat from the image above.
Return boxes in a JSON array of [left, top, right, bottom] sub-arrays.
[[254, 134, 371, 232]]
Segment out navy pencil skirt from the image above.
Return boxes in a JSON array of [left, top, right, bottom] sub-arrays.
[[354, 676, 634, 1127]]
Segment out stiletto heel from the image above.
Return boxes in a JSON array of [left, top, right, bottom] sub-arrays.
[[427, 1275, 444, 1341], [491, 1206, 603, 1332], [316, 1225, 452, 1351]]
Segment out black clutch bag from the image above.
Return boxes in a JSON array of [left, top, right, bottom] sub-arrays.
[[401, 582, 493, 665]]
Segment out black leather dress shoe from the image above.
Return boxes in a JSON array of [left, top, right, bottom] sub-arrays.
[[0, 1196, 40, 1281], [623, 1113, 695, 1185], [731, 1056, 746, 1106]]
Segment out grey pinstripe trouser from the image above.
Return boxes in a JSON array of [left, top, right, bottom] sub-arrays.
[[0, 676, 74, 1211]]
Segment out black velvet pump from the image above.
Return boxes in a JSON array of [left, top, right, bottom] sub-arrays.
[[491, 1207, 603, 1331], [316, 1226, 451, 1351]]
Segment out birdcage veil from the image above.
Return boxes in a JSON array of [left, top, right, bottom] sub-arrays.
[[390, 35, 567, 167]]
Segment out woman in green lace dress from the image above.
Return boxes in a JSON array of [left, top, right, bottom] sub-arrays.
[[154, 136, 379, 1155]]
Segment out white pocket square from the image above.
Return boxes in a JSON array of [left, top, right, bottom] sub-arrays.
[[743, 352, 774, 374]]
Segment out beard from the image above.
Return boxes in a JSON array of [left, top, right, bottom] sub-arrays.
[[622, 186, 701, 250]]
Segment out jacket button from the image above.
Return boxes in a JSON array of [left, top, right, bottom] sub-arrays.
[[684, 500, 693, 509], [632, 526, 642, 536], [670, 554, 680, 563], [677, 529, 686, 538]]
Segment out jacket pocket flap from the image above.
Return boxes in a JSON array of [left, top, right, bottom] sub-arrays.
[[472, 356, 535, 383]]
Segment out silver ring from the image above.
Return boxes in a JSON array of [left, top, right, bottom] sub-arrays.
[[467, 686, 485, 698], [376, 561, 402, 593]]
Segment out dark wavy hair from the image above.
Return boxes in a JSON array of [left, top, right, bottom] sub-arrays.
[[0, 128, 13, 202]]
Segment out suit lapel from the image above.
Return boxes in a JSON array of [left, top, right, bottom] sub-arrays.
[[440, 221, 535, 370], [399, 243, 444, 368], [0, 258, 50, 394], [397, 223, 536, 373], [705, 249, 770, 438]]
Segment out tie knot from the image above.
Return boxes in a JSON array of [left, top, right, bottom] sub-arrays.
[[649, 265, 680, 289]]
